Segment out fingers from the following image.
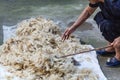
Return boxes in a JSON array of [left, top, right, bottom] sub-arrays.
[[110, 42, 114, 46], [62, 32, 70, 41], [111, 37, 120, 48], [61, 29, 67, 41], [112, 38, 118, 46], [62, 35, 69, 41], [66, 34, 70, 39], [62, 29, 67, 39], [62, 28, 70, 41]]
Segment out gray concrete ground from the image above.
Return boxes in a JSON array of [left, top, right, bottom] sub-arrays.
[[0, 17, 3, 45], [98, 55, 120, 80]]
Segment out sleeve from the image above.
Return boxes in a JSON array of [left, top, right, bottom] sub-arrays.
[[89, 3, 99, 8], [94, 12, 104, 25]]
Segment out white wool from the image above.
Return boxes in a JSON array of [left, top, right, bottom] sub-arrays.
[[0, 17, 99, 80]]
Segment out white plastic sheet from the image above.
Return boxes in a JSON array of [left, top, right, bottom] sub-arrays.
[[74, 45, 107, 80], [1, 25, 107, 80], [3, 25, 17, 43]]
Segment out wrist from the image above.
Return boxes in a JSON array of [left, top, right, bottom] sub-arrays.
[[70, 24, 78, 30]]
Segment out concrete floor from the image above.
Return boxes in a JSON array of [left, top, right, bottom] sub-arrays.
[[0, 16, 3, 44], [98, 55, 120, 80]]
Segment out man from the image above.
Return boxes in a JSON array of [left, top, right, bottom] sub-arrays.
[[62, 0, 120, 67]]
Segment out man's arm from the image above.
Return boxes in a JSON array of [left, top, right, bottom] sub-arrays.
[[69, 0, 99, 30], [71, 5, 97, 30], [62, 0, 99, 40]]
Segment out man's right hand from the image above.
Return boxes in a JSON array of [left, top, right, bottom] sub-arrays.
[[62, 27, 75, 41]]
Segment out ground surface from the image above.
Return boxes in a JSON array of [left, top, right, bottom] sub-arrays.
[[0, 21, 3, 45], [98, 56, 120, 80]]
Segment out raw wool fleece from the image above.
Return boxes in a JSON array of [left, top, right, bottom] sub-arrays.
[[0, 17, 99, 80]]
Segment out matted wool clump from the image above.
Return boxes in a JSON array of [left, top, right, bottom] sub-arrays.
[[0, 17, 99, 80]]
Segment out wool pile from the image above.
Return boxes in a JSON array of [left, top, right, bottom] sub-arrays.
[[0, 17, 99, 80]]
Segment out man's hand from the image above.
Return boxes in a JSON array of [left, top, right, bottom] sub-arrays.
[[111, 37, 120, 49], [62, 27, 75, 41]]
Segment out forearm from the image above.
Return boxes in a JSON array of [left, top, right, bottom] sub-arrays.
[[71, 6, 97, 29]]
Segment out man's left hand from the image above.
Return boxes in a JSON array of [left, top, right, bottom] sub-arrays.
[[111, 37, 120, 48]]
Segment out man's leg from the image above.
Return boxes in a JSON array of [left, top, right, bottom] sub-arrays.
[[106, 37, 120, 67], [115, 48, 120, 60], [114, 44, 120, 60], [112, 37, 120, 60], [96, 42, 115, 55]]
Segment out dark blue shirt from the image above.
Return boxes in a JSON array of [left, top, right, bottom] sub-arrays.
[[99, 0, 120, 21], [94, 0, 120, 42]]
